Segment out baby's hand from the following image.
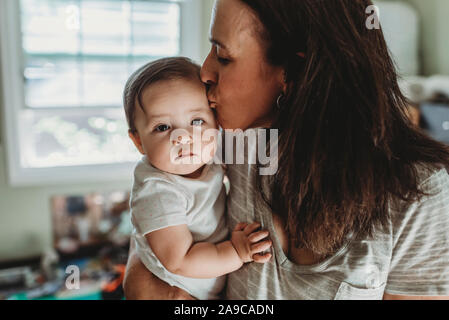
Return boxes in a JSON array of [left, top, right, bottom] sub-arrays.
[[231, 222, 272, 264]]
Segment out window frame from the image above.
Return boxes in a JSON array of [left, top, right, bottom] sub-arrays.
[[0, 0, 203, 186]]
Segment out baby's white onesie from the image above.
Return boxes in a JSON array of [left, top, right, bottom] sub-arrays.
[[130, 156, 228, 300]]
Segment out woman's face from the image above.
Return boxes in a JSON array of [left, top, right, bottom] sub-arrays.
[[201, 0, 285, 130]]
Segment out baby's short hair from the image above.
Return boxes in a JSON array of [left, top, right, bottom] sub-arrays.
[[123, 57, 202, 133]]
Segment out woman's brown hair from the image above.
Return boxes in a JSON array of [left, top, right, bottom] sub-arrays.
[[241, 0, 449, 256]]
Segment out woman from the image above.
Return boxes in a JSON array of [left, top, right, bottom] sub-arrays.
[[124, 0, 449, 299]]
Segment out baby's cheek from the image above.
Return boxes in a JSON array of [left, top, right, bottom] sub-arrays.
[[147, 140, 173, 169]]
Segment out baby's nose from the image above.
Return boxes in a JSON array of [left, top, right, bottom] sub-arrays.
[[172, 133, 193, 146]]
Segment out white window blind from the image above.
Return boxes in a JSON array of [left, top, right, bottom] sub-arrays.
[[21, 0, 181, 108]]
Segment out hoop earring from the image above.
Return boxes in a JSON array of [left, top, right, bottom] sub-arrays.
[[276, 93, 285, 110]]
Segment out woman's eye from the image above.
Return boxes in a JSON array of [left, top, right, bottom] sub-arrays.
[[217, 56, 230, 65], [192, 119, 205, 126], [155, 124, 170, 132], [214, 45, 231, 65]]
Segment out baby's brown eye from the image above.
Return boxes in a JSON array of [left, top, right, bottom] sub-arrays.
[[192, 119, 205, 126], [155, 124, 170, 132]]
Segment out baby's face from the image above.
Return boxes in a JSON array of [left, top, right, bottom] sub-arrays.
[[130, 79, 218, 176]]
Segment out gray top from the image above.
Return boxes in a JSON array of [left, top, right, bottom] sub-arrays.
[[225, 140, 449, 300]]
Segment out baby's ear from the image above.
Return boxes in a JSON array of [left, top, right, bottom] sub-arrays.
[[128, 130, 145, 155]]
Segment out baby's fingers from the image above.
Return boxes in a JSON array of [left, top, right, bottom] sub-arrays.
[[250, 239, 272, 253], [233, 222, 248, 232], [253, 252, 272, 264], [243, 222, 261, 236], [248, 230, 270, 243]]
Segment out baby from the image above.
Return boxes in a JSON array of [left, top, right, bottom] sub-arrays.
[[123, 57, 272, 300]]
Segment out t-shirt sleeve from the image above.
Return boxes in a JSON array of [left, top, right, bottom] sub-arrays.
[[130, 178, 190, 236], [386, 168, 449, 296]]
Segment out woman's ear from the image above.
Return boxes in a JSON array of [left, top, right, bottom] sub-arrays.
[[128, 130, 145, 155], [280, 69, 288, 94]]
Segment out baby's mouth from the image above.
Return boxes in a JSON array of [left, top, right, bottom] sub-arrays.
[[177, 149, 195, 159]]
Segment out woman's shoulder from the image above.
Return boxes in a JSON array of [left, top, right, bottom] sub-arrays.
[[389, 163, 449, 224], [385, 163, 449, 296], [414, 162, 449, 189]]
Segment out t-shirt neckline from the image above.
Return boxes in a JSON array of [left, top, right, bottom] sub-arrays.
[[266, 212, 355, 274]]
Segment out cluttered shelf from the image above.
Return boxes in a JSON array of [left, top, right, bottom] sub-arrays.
[[0, 191, 132, 300], [0, 242, 129, 300], [402, 75, 449, 146]]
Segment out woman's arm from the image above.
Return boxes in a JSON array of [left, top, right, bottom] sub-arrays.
[[123, 239, 195, 300]]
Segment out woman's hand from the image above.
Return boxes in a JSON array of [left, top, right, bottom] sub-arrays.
[[123, 239, 196, 300]]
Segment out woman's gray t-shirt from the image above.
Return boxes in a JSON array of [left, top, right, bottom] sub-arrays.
[[225, 139, 449, 299]]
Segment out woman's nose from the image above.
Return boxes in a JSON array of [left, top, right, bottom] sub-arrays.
[[200, 51, 217, 86]]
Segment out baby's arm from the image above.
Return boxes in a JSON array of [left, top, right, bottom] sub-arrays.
[[145, 222, 271, 279]]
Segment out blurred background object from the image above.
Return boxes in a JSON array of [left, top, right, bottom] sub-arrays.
[[51, 191, 132, 256], [1, 190, 131, 300], [376, 0, 449, 135]]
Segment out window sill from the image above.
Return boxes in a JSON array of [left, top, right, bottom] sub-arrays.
[[5, 160, 135, 187]]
